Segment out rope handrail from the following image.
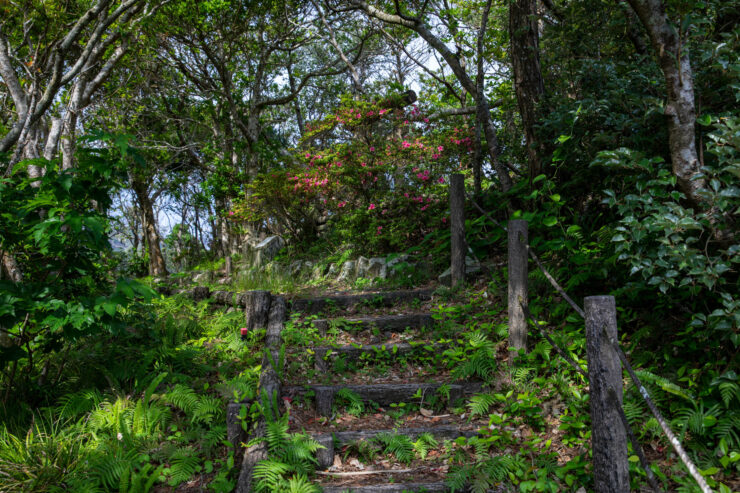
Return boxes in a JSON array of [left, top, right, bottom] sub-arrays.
[[463, 187, 709, 493], [603, 328, 712, 493], [607, 385, 663, 493], [519, 300, 587, 378]]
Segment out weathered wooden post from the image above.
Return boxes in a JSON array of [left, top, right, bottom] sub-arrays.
[[508, 219, 528, 361], [243, 290, 271, 331], [225, 255, 233, 277], [585, 296, 629, 493], [450, 173, 466, 287]]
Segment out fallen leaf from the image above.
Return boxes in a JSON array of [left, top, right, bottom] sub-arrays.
[[420, 408, 433, 417]]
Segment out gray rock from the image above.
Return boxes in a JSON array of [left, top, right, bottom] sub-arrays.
[[312, 265, 325, 280], [337, 260, 356, 283], [253, 236, 285, 267], [386, 254, 410, 268], [289, 260, 303, 276], [193, 271, 213, 283], [438, 256, 480, 286], [466, 255, 481, 274], [327, 263, 338, 277], [356, 256, 370, 278], [367, 257, 387, 279]]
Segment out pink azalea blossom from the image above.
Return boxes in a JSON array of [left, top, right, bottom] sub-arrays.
[[368, 203, 376, 210], [402, 141, 410, 148], [228, 211, 234, 216], [438, 145, 443, 152], [437, 177, 445, 184]]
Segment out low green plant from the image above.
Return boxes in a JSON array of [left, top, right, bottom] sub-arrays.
[[252, 413, 323, 493], [334, 388, 365, 416]]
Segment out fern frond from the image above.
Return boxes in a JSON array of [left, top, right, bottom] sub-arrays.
[[634, 369, 694, 402], [253, 460, 291, 493], [193, 395, 224, 425], [56, 389, 104, 419], [718, 381, 740, 408], [412, 433, 438, 460], [375, 433, 414, 464], [621, 399, 645, 427], [468, 393, 497, 417], [162, 384, 199, 415], [335, 388, 365, 416], [167, 446, 200, 486], [286, 474, 321, 493]]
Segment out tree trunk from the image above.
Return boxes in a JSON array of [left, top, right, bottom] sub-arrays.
[[627, 0, 705, 205], [132, 181, 168, 277], [509, 0, 545, 180]]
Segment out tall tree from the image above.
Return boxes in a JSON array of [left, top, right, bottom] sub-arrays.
[[509, 0, 545, 180], [0, 1, 162, 171], [626, 0, 704, 204]]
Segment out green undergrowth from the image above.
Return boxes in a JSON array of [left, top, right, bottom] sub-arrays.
[[440, 289, 739, 492], [0, 295, 266, 492], [267, 286, 739, 492]]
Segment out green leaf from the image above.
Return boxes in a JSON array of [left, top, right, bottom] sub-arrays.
[[697, 114, 712, 126], [543, 217, 557, 227]]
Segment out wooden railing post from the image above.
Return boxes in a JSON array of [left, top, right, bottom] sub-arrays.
[[225, 255, 233, 277], [508, 219, 528, 361], [585, 295, 629, 493], [244, 290, 272, 331], [450, 173, 466, 287]]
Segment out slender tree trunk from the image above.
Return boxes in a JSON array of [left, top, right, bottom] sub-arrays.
[[627, 0, 705, 205], [0, 251, 22, 348], [132, 182, 168, 277], [509, 0, 545, 180], [43, 117, 64, 161], [287, 68, 305, 137]]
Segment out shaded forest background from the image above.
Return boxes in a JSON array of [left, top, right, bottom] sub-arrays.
[[0, 0, 738, 491]]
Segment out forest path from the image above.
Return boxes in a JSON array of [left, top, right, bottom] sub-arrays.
[[281, 288, 487, 492]]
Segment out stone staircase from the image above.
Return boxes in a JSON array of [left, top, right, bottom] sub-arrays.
[[280, 288, 484, 492]]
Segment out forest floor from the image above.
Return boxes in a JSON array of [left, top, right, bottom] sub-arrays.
[[1, 262, 735, 493]]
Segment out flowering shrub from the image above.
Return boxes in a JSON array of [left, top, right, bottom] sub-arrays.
[[233, 93, 476, 252]]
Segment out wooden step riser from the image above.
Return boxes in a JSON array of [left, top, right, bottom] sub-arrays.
[[291, 289, 433, 315], [314, 314, 434, 337], [320, 483, 451, 492], [314, 343, 449, 373], [314, 426, 478, 469], [284, 382, 483, 416]]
